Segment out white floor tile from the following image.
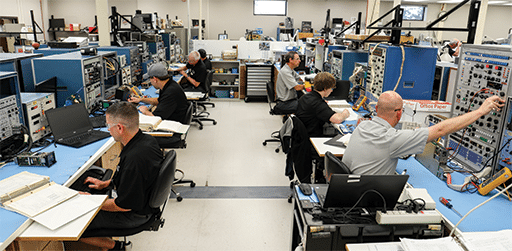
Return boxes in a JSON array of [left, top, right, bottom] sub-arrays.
[[128, 100, 293, 250]]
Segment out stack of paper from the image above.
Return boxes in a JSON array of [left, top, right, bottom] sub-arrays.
[[400, 237, 464, 251], [462, 230, 512, 251]]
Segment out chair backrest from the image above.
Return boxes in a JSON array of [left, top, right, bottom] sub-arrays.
[[182, 102, 194, 125], [324, 151, 351, 182], [149, 150, 177, 209], [205, 70, 214, 95], [266, 80, 277, 112]]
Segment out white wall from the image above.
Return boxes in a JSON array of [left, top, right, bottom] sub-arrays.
[[0, 0, 49, 41], [379, 2, 512, 43], [1, 0, 511, 43]]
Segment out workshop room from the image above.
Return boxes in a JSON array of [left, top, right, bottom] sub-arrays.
[[0, 0, 511, 250]]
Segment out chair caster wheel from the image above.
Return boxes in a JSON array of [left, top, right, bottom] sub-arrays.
[[290, 182, 294, 189], [177, 196, 183, 202], [213, 121, 217, 125], [190, 182, 196, 187], [275, 148, 280, 153], [263, 142, 267, 146], [288, 196, 293, 203], [199, 126, 203, 130]]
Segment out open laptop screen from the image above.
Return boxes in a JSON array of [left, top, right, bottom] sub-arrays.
[[45, 103, 93, 138], [322, 174, 409, 210]]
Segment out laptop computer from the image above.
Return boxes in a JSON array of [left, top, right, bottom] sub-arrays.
[[45, 103, 111, 148], [318, 174, 409, 210]]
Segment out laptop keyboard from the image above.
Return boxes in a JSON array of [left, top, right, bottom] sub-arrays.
[[60, 131, 93, 144]]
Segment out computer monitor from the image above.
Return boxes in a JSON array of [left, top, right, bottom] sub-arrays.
[[402, 5, 426, 21], [0, 78, 14, 99], [49, 18, 65, 29], [322, 174, 409, 210]]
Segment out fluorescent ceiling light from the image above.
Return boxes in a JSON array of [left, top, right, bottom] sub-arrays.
[[403, 0, 427, 2], [488, 1, 506, 4], [504, 2, 512, 5]]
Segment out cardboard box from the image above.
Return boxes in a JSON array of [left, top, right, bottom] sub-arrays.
[[400, 100, 451, 127], [67, 23, 81, 31]]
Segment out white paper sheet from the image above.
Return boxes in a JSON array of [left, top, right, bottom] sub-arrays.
[[32, 194, 99, 230], [6, 184, 78, 218], [462, 230, 512, 251], [400, 237, 464, 251], [331, 107, 360, 121]]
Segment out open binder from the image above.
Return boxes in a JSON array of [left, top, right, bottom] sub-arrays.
[[139, 113, 190, 134], [0, 172, 77, 218], [0, 171, 103, 230]]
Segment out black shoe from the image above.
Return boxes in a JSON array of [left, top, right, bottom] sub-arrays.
[[109, 241, 132, 251]]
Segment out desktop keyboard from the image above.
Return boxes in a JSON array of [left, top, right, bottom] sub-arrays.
[[70, 168, 113, 194], [90, 116, 106, 128]]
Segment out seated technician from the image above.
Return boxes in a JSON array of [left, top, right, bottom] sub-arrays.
[[198, 48, 212, 71], [275, 51, 305, 113], [170, 50, 208, 92], [296, 72, 350, 137], [447, 38, 462, 57], [342, 91, 504, 175], [128, 63, 188, 123], [79, 101, 163, 250]]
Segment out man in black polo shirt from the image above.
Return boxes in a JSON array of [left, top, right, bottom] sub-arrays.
[[198, 48, 212, 71], [296, 72, 350, 137], [171, 50, 208, 92], [79, 102, 163, 251], [128, 63, 188, 123]]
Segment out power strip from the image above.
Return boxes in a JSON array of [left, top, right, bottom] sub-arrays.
[[405, 188, 436, 210], [376, 210, 442, 224]]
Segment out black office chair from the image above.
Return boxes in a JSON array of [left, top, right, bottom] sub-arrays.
[[192, 70, 217, 130], [81, 150, 177, 239], [198, 69, 215, 109], [262, 80, 293, 153], [172, 102, 196, 201], [324, 151, 351, 183], [156, 102, 196, 201]]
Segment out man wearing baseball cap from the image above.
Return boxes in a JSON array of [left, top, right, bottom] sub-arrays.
[[128, 63, 188, 123]]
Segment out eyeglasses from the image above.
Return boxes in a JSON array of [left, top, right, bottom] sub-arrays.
[[106, 123, 119, 130], [394, 108, 405, 112]]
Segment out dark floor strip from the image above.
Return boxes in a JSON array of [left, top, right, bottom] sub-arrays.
[[172, 186, 292, 199]]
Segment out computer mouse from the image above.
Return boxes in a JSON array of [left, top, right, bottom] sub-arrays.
[[298, 183, 312, 196]]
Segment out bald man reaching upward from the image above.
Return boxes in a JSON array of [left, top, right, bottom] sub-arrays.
[[342, 91, 505, 175]]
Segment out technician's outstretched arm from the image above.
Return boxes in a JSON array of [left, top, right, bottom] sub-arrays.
[[427, 95, 505, 142]]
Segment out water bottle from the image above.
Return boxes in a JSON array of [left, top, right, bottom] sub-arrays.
[[229, 89, 234, 98]]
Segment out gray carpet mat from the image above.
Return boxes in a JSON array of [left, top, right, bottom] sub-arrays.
[[172, 186, 292, 199]]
